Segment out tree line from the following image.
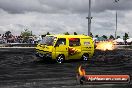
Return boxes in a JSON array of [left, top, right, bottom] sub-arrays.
[[3, 29, 130, 41]]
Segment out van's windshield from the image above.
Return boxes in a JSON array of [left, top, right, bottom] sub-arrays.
[[39, 36, 55, 46]]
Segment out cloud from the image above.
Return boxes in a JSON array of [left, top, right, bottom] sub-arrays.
[[0, 0, 132, 38], [0, 0, 132, 14], [0, 12, 88, 35], [0, 0, 42, 14]]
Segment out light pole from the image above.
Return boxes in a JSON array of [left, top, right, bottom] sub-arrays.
[[86, 0, 92, 36], [114, 0, 119, 39]]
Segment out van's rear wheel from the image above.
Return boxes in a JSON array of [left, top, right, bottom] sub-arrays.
[[82, 53, 89, 61], [56, 54, 65, 63]]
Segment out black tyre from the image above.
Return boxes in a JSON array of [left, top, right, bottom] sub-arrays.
[[82, 53, 89, 61], [56, 54, 65, 63]]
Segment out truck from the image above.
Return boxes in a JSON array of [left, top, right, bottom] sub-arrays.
[[35, 35, 94, 63]]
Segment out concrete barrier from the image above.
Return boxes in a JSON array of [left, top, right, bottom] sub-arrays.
[[0, 43, 37, 47], [117, 45, 132, 49]]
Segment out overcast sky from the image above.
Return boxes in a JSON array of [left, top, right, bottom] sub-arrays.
[[0, 0, 132, 37]]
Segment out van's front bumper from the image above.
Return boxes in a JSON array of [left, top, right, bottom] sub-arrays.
[[35, 50, 52, 59]]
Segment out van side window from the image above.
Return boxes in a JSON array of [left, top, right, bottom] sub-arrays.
[[56, 38, 66, 45], [69, 38, 80, 46]]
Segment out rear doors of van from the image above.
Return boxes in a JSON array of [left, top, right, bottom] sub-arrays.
[[81, 38, 94, 57]]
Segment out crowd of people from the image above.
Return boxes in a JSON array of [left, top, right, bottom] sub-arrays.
[[0, 34, 41, 44]]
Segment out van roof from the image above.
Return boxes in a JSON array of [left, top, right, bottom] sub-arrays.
[[46, 35, 92, 39]]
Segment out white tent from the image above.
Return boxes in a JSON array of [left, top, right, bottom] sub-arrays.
[[126, 38, 132, 43], [93, 38, 97, 41], [114, 38, 124, 43]]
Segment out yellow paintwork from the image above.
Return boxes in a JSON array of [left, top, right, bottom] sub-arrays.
[[35, 35, 94, 60]]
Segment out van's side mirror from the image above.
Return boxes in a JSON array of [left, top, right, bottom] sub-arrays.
[[54, 43, 59, 47]]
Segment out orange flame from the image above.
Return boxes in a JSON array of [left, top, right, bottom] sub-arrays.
[[96, 41, 116, 51], [78, 66, 86, 76]]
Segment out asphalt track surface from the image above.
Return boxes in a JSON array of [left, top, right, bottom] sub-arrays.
[[0, 48, 132, 88]]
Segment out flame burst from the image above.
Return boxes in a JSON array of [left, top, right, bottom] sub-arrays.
[[96, 41, 116, 51], [78, 66, 86, 76]]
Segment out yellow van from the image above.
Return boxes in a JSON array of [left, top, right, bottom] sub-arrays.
[[35, 35, 94, 63]]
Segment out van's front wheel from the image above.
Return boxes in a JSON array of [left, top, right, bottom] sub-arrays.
[[82, 53, 89, 61], [56, 54, 65, 63]]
